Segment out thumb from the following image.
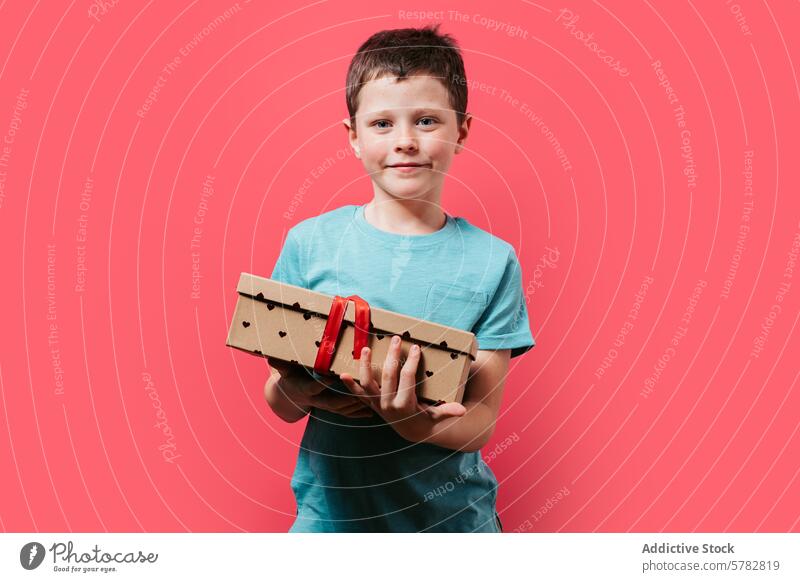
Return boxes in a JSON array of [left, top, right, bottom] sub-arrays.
[[423, 402, 467, 421]]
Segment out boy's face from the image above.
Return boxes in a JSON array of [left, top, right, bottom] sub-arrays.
[[343, 73, 471, 204]]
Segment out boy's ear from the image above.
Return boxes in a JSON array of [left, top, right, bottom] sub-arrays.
[[454, 112, 472, 155], [342, 117, 360, 159]]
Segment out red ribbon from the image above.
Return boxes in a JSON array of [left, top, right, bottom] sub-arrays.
[[313, 295, 371, 374]]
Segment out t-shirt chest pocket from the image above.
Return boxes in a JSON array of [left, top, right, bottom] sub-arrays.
[[423, 283, 489, 332]]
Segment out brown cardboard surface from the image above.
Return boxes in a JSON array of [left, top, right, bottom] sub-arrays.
[[226, 273, 478, 404]]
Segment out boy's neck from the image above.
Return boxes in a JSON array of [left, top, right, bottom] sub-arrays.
[[364, 195, 446, 236]]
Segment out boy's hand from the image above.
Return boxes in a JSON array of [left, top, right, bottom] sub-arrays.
[[269, 360, 374, 419], [338, 335, 467, 440]]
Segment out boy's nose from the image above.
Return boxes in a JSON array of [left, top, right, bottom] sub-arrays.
[[393, 133, 418, 152]]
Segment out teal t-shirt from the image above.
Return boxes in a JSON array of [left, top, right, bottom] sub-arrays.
[[270, 203, 535, 532]]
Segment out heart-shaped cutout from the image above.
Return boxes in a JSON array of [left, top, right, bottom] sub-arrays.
[[278, 331, 287, 338], [242, 321, 250, 328]]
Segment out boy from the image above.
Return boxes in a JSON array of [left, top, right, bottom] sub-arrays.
[[263, 24, 535, 532]]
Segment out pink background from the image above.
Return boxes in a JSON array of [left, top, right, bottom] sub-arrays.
[[1, 0, 798, 532]]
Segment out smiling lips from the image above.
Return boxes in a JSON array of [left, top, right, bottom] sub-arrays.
[[387, 163, 431, 172]]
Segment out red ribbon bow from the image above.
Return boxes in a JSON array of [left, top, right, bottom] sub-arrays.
[[313, 295, 371, 375]]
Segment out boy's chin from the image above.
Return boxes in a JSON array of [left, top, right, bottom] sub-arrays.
[[375, 181, 437, 199], [382, 189, 435, 202]]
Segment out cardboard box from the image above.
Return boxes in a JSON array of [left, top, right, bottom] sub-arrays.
[[226, 273, 477, 404]]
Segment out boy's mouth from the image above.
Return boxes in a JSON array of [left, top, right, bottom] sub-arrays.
[[387, 163, 431, 168]]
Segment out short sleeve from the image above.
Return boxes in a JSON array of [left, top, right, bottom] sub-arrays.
[[472, 248, 536, 358], [270, 229, 306, 288]]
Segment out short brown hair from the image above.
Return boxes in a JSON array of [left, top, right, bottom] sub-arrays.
[[345, 24, 468, 127]]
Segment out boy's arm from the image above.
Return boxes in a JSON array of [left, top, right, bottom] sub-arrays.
[[263, 369, 311, 423], [264, 364, 375, 422], [404, 349, 511, 452]]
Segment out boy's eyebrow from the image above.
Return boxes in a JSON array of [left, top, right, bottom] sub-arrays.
[[365, 107, 444, 117]]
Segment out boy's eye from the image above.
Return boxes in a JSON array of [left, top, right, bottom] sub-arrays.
[[371, 117, 438, 129]]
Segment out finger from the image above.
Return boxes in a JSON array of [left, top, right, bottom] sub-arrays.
[[395, 343, 421, 410], [381, 336, 402, 408], [358, 347, 381, 404], [332, 397, 371, 414], [342, 350, 380, 405], [298, 377, 327, 397], [339, 374, 374, 409], [312, 391, 363, 412], [421, 401, 467, 421], [308, 392, 343, 411]]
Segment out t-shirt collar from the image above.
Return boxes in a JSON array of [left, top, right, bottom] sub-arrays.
[[352, 203, 458, 248]]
